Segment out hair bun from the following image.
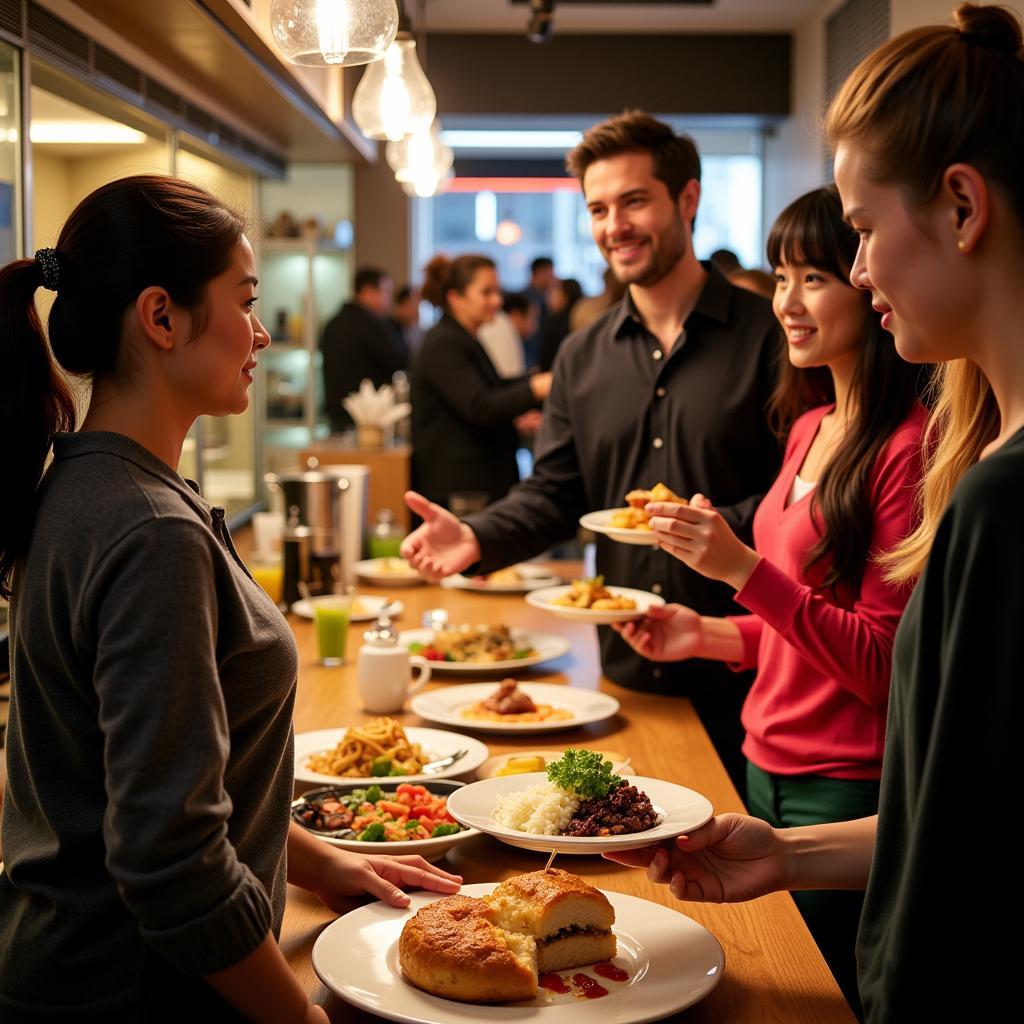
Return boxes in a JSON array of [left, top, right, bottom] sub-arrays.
[[954, 3, 1023, 57]]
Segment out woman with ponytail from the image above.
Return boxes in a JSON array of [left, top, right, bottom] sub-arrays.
[[0, 176, 459, 1023], [604, 6, 1024, 1019], [409, 253, 552, 512]]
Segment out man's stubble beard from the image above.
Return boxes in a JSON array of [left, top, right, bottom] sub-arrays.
[[606, 214, 688, 289]]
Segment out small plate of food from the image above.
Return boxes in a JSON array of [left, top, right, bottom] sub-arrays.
[[399, 624, 571, 673], [290, 779, 478, 862], [312, 869, 724, 1021], [290, 594, 405, 622], [352, 557, 424, 587], [526, 577, 665, 625], [580, 482, 688, 545], [476, 748, 627, 780], [446, 749, 713, 855], [440, 563, 562, 593], [410, 680, 620, 733], [294, 717, 490, 786]]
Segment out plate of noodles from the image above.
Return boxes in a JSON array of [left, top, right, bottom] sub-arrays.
[[294, 718, 490, 786]]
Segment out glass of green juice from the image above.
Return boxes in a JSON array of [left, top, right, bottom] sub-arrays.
[[309, 585, 355, 667]]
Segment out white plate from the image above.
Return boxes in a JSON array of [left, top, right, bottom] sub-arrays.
[[312, 882, 724, 1022], [291, 780, 480, 863], [525, 585, 665, 625], [446, 773, 714, 855], [294, 727, 490, 786], [291, 595, 405, 622], [476, 749, 627, 780], [580, 509, 660, 546], [410, 683, 620, 734], [399, 628, 572, 673], [353, 558, 425, 587], [441, 564, 562, 593]]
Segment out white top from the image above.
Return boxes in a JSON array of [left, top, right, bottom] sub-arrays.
[[476, 311, 527, 378], [788, 473, 816, 506]]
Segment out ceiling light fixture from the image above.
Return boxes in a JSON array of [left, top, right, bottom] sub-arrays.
[[270, 0, 399, 67], [386, 118, 454, 196], [30, 121, 146, 145], [526, 0, 555, 44], [352, 2, 436, 141]]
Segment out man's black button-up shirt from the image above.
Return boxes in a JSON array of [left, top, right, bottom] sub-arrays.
[[466, 264, 782, 699]]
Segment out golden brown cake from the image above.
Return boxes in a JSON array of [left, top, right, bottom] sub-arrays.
[[399, 871, 617, 1003], [398, 894, 537, 1003]]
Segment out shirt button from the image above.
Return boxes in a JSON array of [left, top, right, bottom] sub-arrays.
[[652, 583, 663, 595], [653, 668, 662, 680], [652, 349, 663, 360], [655, 387, 666, 398], [652, 437, 664, 449]]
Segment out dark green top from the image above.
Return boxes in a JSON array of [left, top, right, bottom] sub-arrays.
[[857, 426, 1024, 1020], [0, 432, 298, 1021]]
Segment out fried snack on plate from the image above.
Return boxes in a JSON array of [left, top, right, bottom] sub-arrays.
[[551, 576, 637, 611], [612, 482, 688, 529]]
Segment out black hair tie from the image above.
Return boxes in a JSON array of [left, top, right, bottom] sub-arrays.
[[35, 248, 59, 292]]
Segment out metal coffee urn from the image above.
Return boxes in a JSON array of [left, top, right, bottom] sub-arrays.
[[265, 470, 350, 606]]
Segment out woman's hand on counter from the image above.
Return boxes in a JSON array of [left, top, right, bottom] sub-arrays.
[[312, 851, 463, 913], [288, 821, 462, 912], [401, 490, 482, 578]]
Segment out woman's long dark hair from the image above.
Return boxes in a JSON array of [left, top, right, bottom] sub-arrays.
[[0, 175, 244, 598], [766, 185, 920, 595]]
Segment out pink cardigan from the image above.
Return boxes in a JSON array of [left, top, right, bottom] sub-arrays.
[[731, 402, 927, 779]]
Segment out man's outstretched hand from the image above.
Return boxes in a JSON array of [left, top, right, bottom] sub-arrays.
[[400, 491, 482, 579]]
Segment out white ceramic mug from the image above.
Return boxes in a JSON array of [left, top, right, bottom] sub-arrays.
[[356, 641, 431, 714]]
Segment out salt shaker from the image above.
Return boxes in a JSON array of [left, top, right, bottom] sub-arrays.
[[356, 618, 431, 713]]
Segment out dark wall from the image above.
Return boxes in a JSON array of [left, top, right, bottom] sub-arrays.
[[425, 33, 790, 116], [354, 151, 411, 288]]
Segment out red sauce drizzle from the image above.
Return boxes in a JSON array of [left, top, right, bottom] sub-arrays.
[[571, 973, 609, 999], [593, 961, 629, 983], [539, 973, 572, 994]]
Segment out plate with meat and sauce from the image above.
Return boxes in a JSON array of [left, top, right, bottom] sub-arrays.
[[410, 681, 620, 734]]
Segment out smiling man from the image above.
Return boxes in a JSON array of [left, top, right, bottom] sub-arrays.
[[402, 112, 781, 790]]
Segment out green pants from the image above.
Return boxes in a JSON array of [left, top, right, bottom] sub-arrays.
[[746, 760, 879, 1020]]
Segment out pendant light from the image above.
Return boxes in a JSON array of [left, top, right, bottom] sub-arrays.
[[386, 119, 453, 197], [270, 0, 399, 67], [352, 2, 436, 141]]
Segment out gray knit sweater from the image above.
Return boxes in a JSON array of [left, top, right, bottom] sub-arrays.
[[0, 432, 298, 1020]]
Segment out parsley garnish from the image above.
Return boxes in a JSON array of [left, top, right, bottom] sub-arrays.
[[546, 748, 622, 799]]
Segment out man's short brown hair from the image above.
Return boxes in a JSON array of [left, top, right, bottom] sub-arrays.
[[566, 111, 701, 199]]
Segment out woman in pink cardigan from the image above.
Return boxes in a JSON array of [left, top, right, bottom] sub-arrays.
[[615, 185, 926, 1012]]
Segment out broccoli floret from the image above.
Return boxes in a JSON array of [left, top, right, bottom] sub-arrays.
[[370, 755, 393, 777], [357, 822, 386, 842], [431, 823, 462, 838], [364, 784, 383, 802]]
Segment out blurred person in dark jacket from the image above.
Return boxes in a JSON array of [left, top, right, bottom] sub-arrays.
[[389, 284, 423, 356], [320, 266, 407, 431], [411, 255, 551, 510], [538, 277, 583, 371]]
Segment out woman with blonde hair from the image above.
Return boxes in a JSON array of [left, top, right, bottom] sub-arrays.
[[605, 5, 1024, 1018]]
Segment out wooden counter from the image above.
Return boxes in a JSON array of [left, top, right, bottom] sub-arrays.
[[281, 566, 856, 1023]]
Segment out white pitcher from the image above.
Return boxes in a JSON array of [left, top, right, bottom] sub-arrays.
[[356, 621, 431, 713]]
